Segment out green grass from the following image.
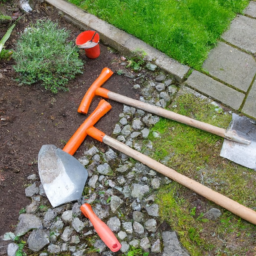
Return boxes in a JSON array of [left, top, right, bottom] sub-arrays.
[[146, 90, 256, 255], [67, 0, 249, 69]]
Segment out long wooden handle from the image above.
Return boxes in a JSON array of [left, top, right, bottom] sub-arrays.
[[103, 135, 256, 225], [107, 91, 226, 138]]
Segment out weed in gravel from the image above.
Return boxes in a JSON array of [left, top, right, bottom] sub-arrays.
[[13, 20, 84, 94]]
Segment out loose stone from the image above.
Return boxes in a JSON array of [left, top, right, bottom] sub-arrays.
[[84, 146, 99, 156], [61, 243, 68, 252], [48, 244, 60, 254], [129, 239, 140, 248], [165, 79, 173, 86], [133, 84, 140, 89], [25, 183, 39, 197], [145, 204, 159, 217], [72, 218, 85, 233], [94, 240, 106, 253], [156, 74, 166, 82], [131, 200, 141, 211], [131, 131, 141, 138], [204, 208, 222, 220], [51, 220, 64, 233], [145, 219, 157, 232], [120, 242, 130, 253], [141, 128, 150, 138], [116, 164, 129, 173], [142, 114, 160, 127], [61, 227, 73, 242], [160, 92, 171, 102], [133, 222, 144, 234], [113, 124, 121, 135], [44, 209, 57, 226], [15, 214, 42, 236], [88, 175, 98, 188], [133, 211, 144, 222], [26, 200, 39, 214], [117, 135, 126, 142], [107, 217, 121, 232], [118, 231, 127, 240], [7, 243, 19, 256], [120, 117, 128, 125], [151, 239, 161, 253], [110, 195, 124, 213], [168, 85, 178, 95], [61, 210, 73, 224], [131, 184, 150, 199], [27, 174, 37, 180], [92, 154, 101, 162], [117, 176, 126, 185], [151, 178, 161, 189], [121, 125, 132, 137], [70, 235, 80, 244], [78, 156, 89, 166], [146, 63, 157, 71], [105, 148, 117, 161], [73, 250, 86, 256], [97, 163, 113, 176], [140, 237, 151, 250], [122, 185, 131, 198], [155, 83, 166, 91], [27, 229, 50, 252], [122, 222, 133, 234]]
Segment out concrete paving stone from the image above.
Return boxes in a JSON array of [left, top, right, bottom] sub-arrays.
[[242, 79, 256, 119], [203, 42, 256, 92], [245, 1, 256, 18], [221, 15, 256, 54], [186, 71, 245, 110], [45, 0, 190, 81]]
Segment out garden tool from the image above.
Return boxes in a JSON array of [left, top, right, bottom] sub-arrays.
[[66, 99, 256, 225], [38, 100, 121, 252], [78, 67, 256, 169]]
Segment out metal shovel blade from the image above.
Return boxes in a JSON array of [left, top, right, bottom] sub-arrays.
[[220, 113, 256, 170], [38, 145, 88, 207]]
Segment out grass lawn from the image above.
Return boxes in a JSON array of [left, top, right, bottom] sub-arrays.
[[67, 0, 249, 69]]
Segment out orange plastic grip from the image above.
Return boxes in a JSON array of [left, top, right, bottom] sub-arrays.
[[87, 126, 106, 142], [63, 100, 111, 155], [78, 67, 114, 114], [80, 204, 121, 252]]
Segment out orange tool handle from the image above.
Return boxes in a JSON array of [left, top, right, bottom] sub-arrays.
[[80, 204, 121, 252], [78, 67, 114, 114], [63, 99, 112, 155]]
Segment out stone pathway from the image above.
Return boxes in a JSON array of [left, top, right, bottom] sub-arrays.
[[186, 1, 256, 119]]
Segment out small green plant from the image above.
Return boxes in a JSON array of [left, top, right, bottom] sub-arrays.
[[13, 20, 83, 93], [19, 208, 26, 214], [126, 247, 149, 256], [39, 205, 48, 211], [14, 236, 26, 256], [126, 51, 146, 71]]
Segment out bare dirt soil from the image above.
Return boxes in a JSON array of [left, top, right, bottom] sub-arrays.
[[0, 2, 145, 235]]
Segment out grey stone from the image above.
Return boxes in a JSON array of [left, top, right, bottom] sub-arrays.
[[145, 194, 156, 203], [7, 243, 19, 256], [97, 163, 113, 176], [116, 164, 129, 173], [113, 124, 121, 135], [39, 184, 46, 197], [140, 237, 151, 250], [132, 119, 144, 130], [86, 193, 97, 204], [156, 83, 166, 92], [222, 15, 256, 54], [155, 74, 166, 82], [134, 142, 142, 151], [242, 79, 256, 119], [151, 239, 161, 253], [102, 252, 113, 256], [72, 218, 85, 233], [145, 219, 157, 232], [70, 235, 80, 244], [142, 85, 154, 98], [61, 227, 73, 242], [122, 125, 132, 137], [125, 139, 133, 147], [94, 239, 106, 253], [61, 210, 73, 224], [160, 92, 171, 102], [152, 131, 161, 138], [92, 154, 101, 162], [117, 176, 126, 185], [245, 1, 256, 18], [39, 253, 48, 256], [120, 117, 128, 125], [159, 99, 167, 108], [122, 222, 133, 234], [15, 214, 42, 236], [136, 109, 145, 117], [105, 148, 117, 161], [27, 174, 37, 180], [78, 156, 89, 166], [108, 180, 116, 187], [141, 128, 150, 138], [131, 131, 141, 138], [122, 185, 131, 198], [168, 85, 178, 95], [186, 71, 244, 110], [146, 63, 157, 71], [203, 42, 256, 92], [133, 84, 141, 89], [61, 243, 68, 252], [142, 114, 160, 127], [117, 135, 126, 142], [165, 79, 173, 86], [107, 217, 121, 232], [164, 177, 172, 184], [51, 220, 64, 232], [149, 170, 157, 176], [132, 200, 142, 211], [145, 204, 159, 217], [88, 175, 98, 188], [26, 200, 39, 214], [44, 209, 57, 226], [151, 178, 161, 189], [84, 146, 99, 156], [25, 183, 39, 197], [48, 244, 60, 254], [118, 231, 127, 240], [204, 208, 222, 220], [3, 232, 15, 241], [162, 231, 189, 256], [133, 222, 144, 234], [110, 195, 124, 213], [27, 229, 49, 252], [131, 184, 150, 199], [72, 202, 82, 217], [129, 239, 140, 248], [93, 204, 110, 219], [73, 250, 86, 256], [120, 241, 130, 253], [69, 246, 76, 252]]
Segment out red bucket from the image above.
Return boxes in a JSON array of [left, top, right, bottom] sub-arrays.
[[76, 30, 100, 59]]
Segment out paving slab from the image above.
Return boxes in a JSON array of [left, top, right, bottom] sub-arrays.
[[186, 70, 245, 110], [242, 79, 256, 119], [221, 15, 256, 54], [45, 0, 190, 81], [245, 1, 256, 18], [203, 42, 256, 92]]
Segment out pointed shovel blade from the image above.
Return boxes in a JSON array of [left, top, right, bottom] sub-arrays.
[[38, 145, 88, 207], [220, 114, 256, 170]]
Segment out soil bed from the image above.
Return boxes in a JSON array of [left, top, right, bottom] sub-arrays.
[[0, 3, 143, 235]]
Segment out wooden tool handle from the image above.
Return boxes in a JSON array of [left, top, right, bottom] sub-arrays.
[[107, 92, 226, 138], [103, 135, 256, 225]]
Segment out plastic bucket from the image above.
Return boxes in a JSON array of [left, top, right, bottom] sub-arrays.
[[76, 30, 100, 59]]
